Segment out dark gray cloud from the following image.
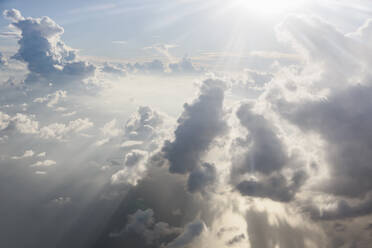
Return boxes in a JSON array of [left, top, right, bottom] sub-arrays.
[[226, 233, 245, 246], [231, 103, 306, 202], [216, 226, 239, 238], [307, 195, 372, 220], [160, 78, 227, 195], [234, 103, 288, 175], [166, 219, 205, 248], [278, 85, 372, 199], [262, 15, 372, 229], [92, 165, 218, 248], [237, 171, 307, 202], [333, 223, 346, 232], [162, 78, 227, 174], [187, 162, 216, 193], [365, 223, 372, 230], [3, 9, 95, 83], [111, 208, 182, 246]]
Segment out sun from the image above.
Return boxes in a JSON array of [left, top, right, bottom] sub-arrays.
[[235, 0, 306, 14]]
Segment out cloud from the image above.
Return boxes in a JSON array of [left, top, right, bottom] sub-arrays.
[[216, 226, 239, 238], [237, 171, 307, 202], [123, 56, 204, 75], [110, 106, 172, 186], [162, 78, 227, 174], [124, 150, 147, 167], [166, 219, 205, 248], [226, 233, 245, 246], [1, 110, 94, 140], [306, 195, 372, 220], [3, 9, 95, 83], [11, 149, 34, 159], [3, 9, 24, 22], [123, 106, 167, 150], [230, 69, 273, 98], [144, 43, 178, 61], [347, 18, 372, 42], [35, 170, 47, 175], [52, 196, 72, 206], [276, 15, 371, 89], [160, 78, 228, 194], [187, 162, 217, 193], [33, 90, 67, 107], [112, 40, 127, 45], [93, 165, 215, 248], [39, 118, 93, 140], [233, 103, 289, 175], [111, 150, 148, 186], [102, 119, 121, 138], [101, 63, 126, 77], [7, 113, 39, 134], [168, 57, 204, 74], [30, 159, 56, 167], [111, 208, 182, 246], [245, 207, 327, 248], [126, 59, 166, 74], [62, 111, 76, 117], [36, 152, 46, 157], [2, 6, 372, 248], [277, 85, 372, 199], [95, 118, 122, 146], [250, 15, 372, 226], [0, 52, 7, 67], [0, 111, 11, 130], [230, 103, 307, 202]]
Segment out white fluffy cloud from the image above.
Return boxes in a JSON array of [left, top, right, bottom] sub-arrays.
[[3, 9, 95, 83], [30, 159, 56, 167], [33, 90, 67, 107], [111, 106, 172, 186], [0, 111, 93, 140], [111, 149, 148, 186], [8, 113, 39, 134], [39, 118, 93, 140]]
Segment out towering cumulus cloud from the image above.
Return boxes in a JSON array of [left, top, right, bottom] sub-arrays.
[[231, 103, 307, 202], [3, 9, 95, 83], [162, 78, 227, 192]]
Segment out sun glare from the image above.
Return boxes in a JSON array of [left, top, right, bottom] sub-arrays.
[[236, 0, 306, 13]]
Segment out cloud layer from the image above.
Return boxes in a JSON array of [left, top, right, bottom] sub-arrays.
[[1, 6, 372, 248]]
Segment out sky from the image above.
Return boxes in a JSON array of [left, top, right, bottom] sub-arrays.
[[0, 0, 372, 248]]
